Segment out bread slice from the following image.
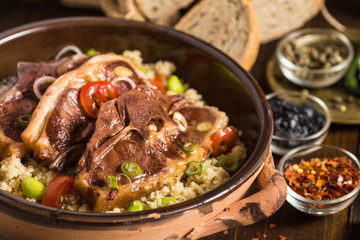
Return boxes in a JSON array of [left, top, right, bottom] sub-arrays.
[[134, 0, 195, 26], [101, 0, 145, 21], [252, 0, 324, 43], [174, 0, 260, 70]]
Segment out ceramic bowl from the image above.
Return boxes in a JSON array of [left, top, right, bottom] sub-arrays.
[[0, 17, 286, 240], [266, 90, 331, 156], [276, 28, 354, 89], [278, 144, 360, 216]]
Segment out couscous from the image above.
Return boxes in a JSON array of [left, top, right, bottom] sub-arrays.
[[0, 48, 246, 213]]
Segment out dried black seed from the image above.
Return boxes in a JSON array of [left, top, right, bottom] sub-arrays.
[[269, 98, 326, 139]]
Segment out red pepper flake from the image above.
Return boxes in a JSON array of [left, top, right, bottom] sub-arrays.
[[269, 223, 276, 228], [255, 231, 264, 240], [278, 234, 287, 240], [284, 156, 360, 200]]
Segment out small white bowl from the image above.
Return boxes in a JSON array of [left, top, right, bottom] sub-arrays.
[[266, 91, 331, 156], [276, 28, 354, 88], [278, 144, 360, 216]]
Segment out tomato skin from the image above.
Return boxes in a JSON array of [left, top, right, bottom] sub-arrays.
[[42, 175, 75, 208], [152, 74, 166, 94], [80, 81, 119, 117], [211, 126, 238, 157]]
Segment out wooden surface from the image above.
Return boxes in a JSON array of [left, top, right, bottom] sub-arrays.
[[0, 0, 359, 239]]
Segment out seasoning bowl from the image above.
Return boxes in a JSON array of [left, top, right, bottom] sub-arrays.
[[276, 28, 354, 88], [266, 90, 331, 156], [278, 144, 360, 216]]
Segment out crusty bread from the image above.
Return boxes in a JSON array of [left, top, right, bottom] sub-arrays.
[[252, 0, 324, 43], [101, 0, 145, 21], [98, 0, 260, 70], [174, 0, 260, 70], [135, 0, 195, 26]]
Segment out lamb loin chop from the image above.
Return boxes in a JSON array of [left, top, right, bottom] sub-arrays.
[[21, 53, 147, 171], [75, 85, 228, 212], [0, 54, 89, 159]]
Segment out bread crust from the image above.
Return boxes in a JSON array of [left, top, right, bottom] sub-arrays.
[[135, 0, 195, 26], [175, 0, 260, 70], [252, 0, 325, 43], [240, 0, 260, 70], [100, 0, 145, 21]]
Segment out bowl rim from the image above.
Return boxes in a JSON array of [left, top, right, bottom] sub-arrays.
[[266, 90, 331, 141], [278, 143, 360, 205], [276, 28, 354, 74], [0, 16, 272, 225]]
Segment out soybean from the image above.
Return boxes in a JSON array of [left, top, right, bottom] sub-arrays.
[[21, 177, 45, 201], [167, 75, 184, 93], [161, 197, 176, 207], [126, 200, 144, 212]]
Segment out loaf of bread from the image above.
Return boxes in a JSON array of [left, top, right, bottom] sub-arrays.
[[252, 0, 324, 43], [135, 0, 195, 26], [174, 0, 259, 70]]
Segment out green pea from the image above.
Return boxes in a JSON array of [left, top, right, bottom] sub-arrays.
[[86, 48, 96, 56], [21, 177, 45, 201], [161, 197, 176, 207], [126, 200, 144, 212], [167, 75, 184, 93]]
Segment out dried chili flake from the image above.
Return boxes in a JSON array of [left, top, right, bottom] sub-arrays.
[[284, 156, 360, 200], [278, 234, 287, 240], [269, 223, 276, 228], [255, 231, 264, 240]]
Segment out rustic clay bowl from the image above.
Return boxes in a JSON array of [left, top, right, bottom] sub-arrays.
[[0, 17, 286, 240]]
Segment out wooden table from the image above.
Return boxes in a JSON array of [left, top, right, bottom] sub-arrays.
[[0, 1, 359, 239]]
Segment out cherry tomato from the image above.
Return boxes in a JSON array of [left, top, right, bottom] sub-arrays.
[[211, 126, 238, 157], [80, 81, 119, 117], [152, 74, 166, 94], [42, 175, 75, 208]]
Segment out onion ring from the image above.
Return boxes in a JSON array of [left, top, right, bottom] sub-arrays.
[[33, 76, 56, 99], [54, 45, 84, 60], [111, 77, 136, 89]]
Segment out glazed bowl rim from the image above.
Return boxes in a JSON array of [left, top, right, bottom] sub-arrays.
[[0, 16, 272, 224], [278, 143, 360, 205]]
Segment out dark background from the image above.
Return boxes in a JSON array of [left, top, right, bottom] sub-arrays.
[[0, 0, 360, 239]]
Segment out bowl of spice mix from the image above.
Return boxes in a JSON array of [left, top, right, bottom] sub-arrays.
[[278, 144, 360, 216], [267, 90, 331, 156], [276, 28, 354, 88]]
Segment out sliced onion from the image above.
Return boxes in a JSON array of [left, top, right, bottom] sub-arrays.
[[116, 173, 132, 191], [74, 122, 94, 142], [111, 77, 136, 89], [54, 45, 83, 60], [33, 76, 56, 99], [173, 111, 187, 132]]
